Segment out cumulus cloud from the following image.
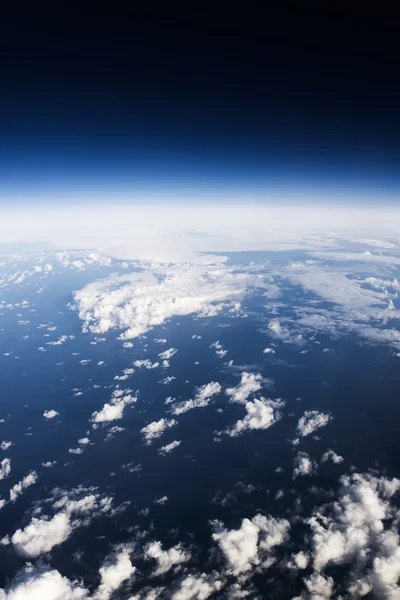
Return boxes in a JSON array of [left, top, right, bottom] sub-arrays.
[[0, 458, 11, 480], [6, 488, 114, 558], [170, 572, 222, 600], [141, 418, 177, 444], [0, 441, 12, 451], [225, 372, 266, 405], [9, 471, 37, 502], [158, 347, 177, 360], [212, 513, 290, 575], [293, 452, 317, 478], [223, 398, 285, 437], [91, 390, 137, 425], [171, 382, 221, 415], [299, 472, 400, 599], [0, 546, 134, 600], [95, 547, 135, 600], [144, 540, 191, 575], [43, 409, 59, 420], [296, 411, 332, 437], [321, 449, 343, 464], [158, 440, 181, 455]]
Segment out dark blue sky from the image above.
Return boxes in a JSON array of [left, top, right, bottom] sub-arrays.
[[1, 7, 400, 202]]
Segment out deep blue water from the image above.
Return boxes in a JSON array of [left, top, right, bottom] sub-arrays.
[[1, 255, 400, 597]]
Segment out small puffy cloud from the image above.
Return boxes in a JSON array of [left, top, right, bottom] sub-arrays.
[[210, 341, 227, 358], [159, 376, 176, 385], [9, 471, 38, 502], [158, 347, 177, 360], [158, 440, 181, 455], [212, 513, 290, 575], [141, 418, 177, 444], [223, 398, 285, 437], [69, 448, 83, 455], [321, 449, 343, 464], [225, 372, 265, 405], [144, 540, 191, 575], [0, 441, 12, 451], [293, 452, 317, 478], [43, 409, 59, 420], [191, 335, 202, 340], [296, 411, 332, 437], [91, 391, 137, 425], [0, 565, 89, 599], [0, 458, 11, 480], [263, 347, 275, 354], [172, 382, 221, 415], [78, 437, 90, 445], [42, 460, 57, 468]]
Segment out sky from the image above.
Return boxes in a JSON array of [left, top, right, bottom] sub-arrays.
[[1, 7, 400, 205]]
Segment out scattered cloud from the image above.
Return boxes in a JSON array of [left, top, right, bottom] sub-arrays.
[[141, 418, 177, 444], [43, 409, 59, 420], [172, 382, 221, 415], [296, 411, 332, 437], [223, 398, 285, 437], [158, 440, 181, 455], [293, 452, 317, 478]]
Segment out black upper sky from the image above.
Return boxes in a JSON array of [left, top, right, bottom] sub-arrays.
[[1, 6, 400, 196]]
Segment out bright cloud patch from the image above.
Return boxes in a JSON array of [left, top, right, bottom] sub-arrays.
[[296, 410, 332, 437], [224, 398, 285, 437], [72, 262, 262, 340], [171, 382, 221, 415], [212, 513, 290, 575], [43, 409, 59, 420], [141, 418, 177, 444], [225, 372, 266, 405], [91, 390, 137, 425], [144, 540, 191, 575]]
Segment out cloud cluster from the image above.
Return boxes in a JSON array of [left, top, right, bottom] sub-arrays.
[[297, 473, 400, 599], [158, 440, 181, 455], [293, 452, 317, 478], [72, 261, 263, 340], [0, 546, 134, 600], [4, 487, 114, 558], [9, 471, 38, 502]]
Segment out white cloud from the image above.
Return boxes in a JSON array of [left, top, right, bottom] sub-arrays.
[[158, 347, 177, 360], [43, 409, 59, 420], [72, 261, 264, 341], [134, 359, 160, 369], [0, 547, 134, 600], [10, 512, 72, 558], [172, 382, 221, 415], [95, 547, 135, 600], [0, 458, 11, 480], [91, 390, 137, 425], [170, 573, 223, 600], [141, 418, 177, 444], [9, 471, 37, 502], [42, 460, 57, 468], [293, 452, 317, 478], [7, 488, 114, 558], [69, 448, 83, 455], [159, 376, 176, 385], [0, 441, 12, 451], [212, 513, 290, 575], [296, 411, 332, 437], [210, 341, 227, 358], [158, 440, 181, 455], [223, 398, 284, 437], [225, 372, 265, 404], [321, 449, 343, 464], [301, 472, 400, 599], [144, 540, 190, 575], [263, 347, 275, 354]]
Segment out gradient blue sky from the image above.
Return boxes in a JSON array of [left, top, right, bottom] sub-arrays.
[[1, 7, 399, 204]]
